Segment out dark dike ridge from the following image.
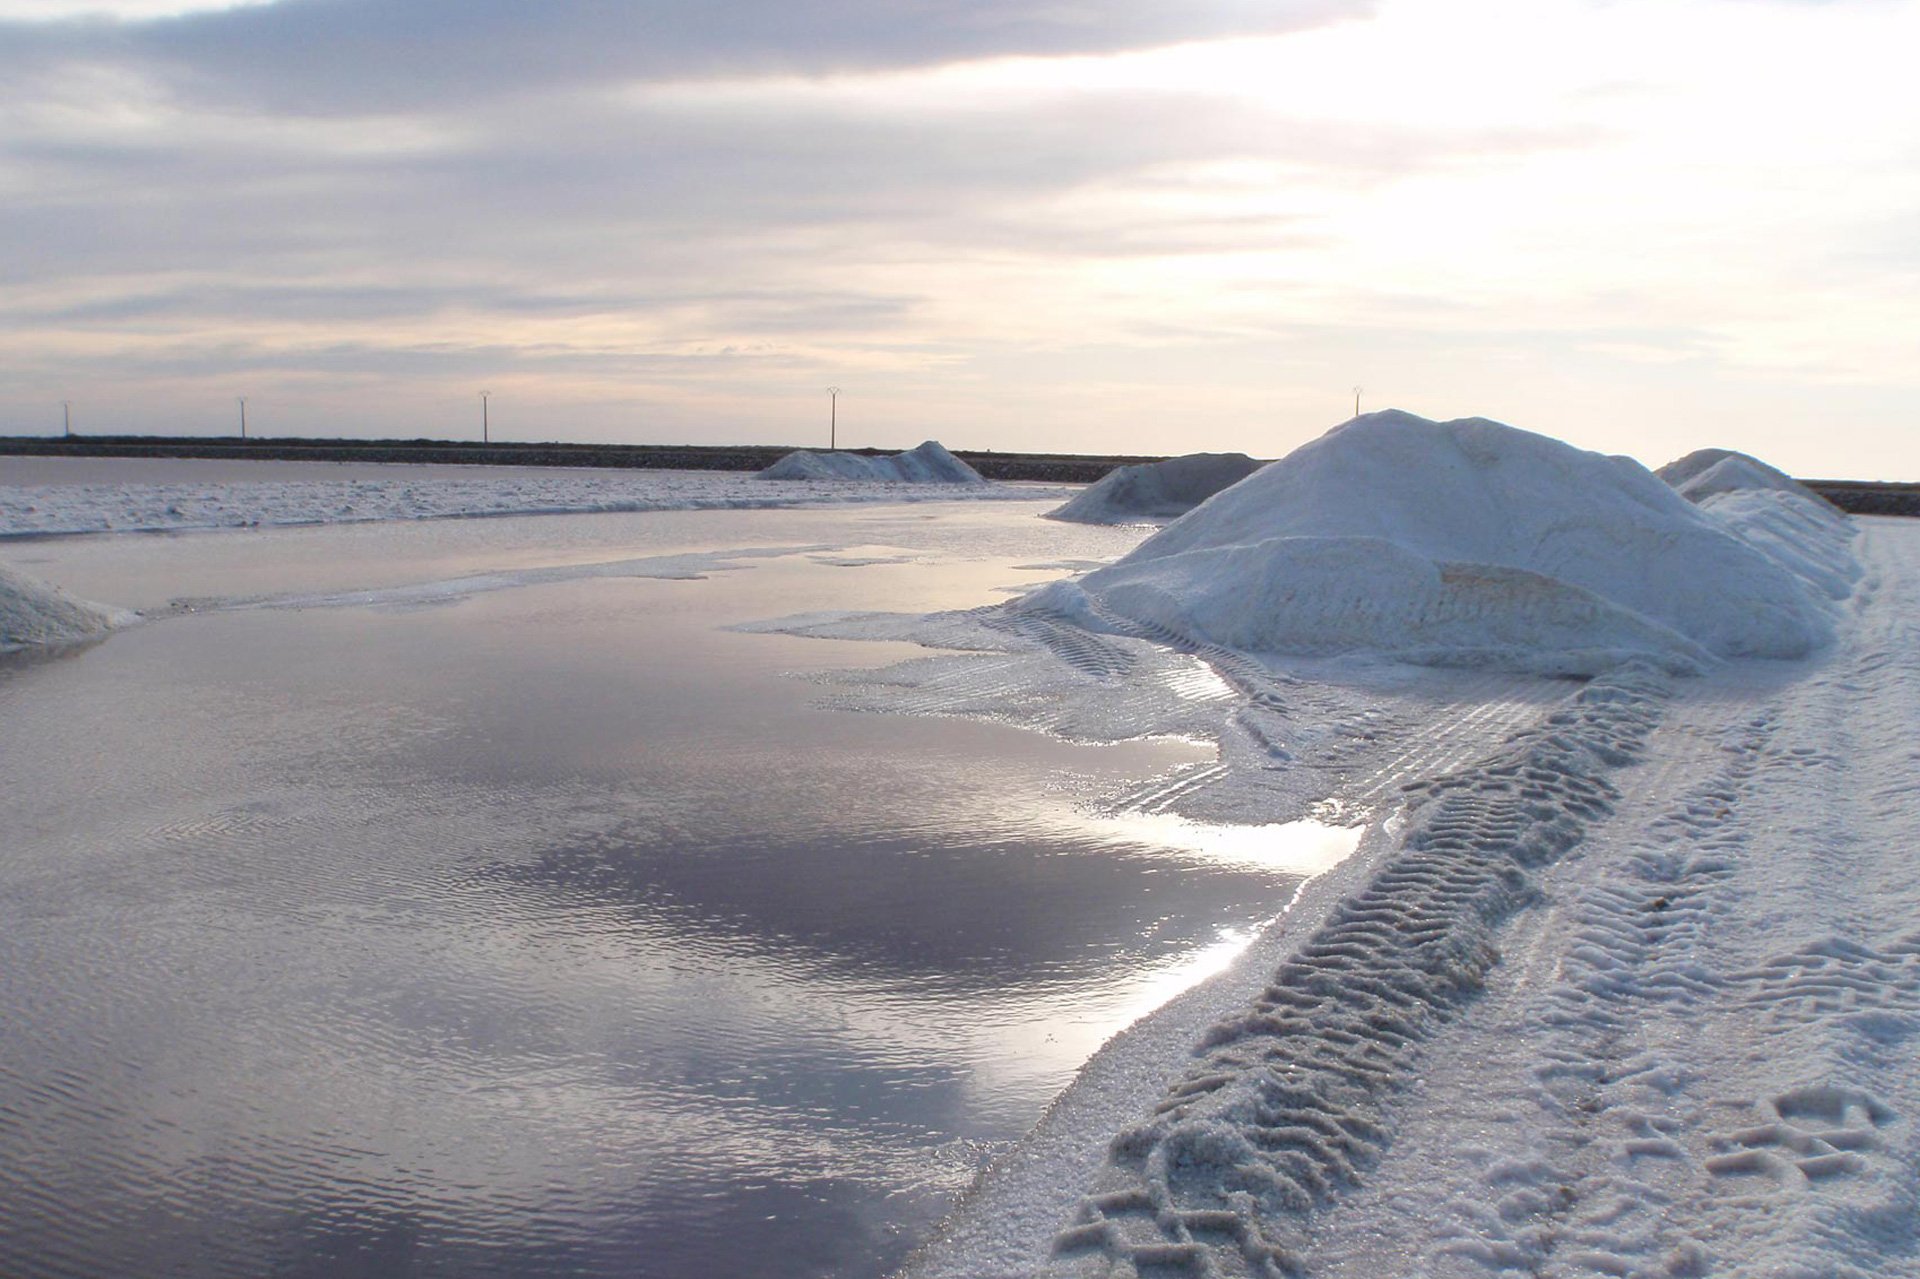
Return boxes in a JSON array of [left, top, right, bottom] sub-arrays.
[[1, 435, 1912, 512]]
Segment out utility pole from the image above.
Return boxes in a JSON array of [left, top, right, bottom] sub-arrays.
[[238, 396, 248, 439], [480, 390, 491, 445], [827, 386, 840, 451], [61, 400, 71, 438]]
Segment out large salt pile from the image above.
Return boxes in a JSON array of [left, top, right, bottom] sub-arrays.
[[1018, 411, 1839, 675], [756, 440, 984, 483], [1658, 447, 1859, 602], [1, 563, 130, 652], [1048, 453, 1265, 524]]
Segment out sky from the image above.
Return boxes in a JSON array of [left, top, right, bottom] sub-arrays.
[[2, 0, 1917, 478]]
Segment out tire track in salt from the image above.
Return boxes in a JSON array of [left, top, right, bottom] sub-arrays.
[[1375, 696, 1776, 1279], [1342, 691, 1546, 804], [1304, 518, 1920, 1279], [1046, 663, 1672, 1278], [1116, 763, 1236, 817]]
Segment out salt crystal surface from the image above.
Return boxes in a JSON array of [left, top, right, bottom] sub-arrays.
[[1024, 411, 1841, 671], [1656, 445, 1861, 602], [758, 440, 985, 483], [0, 562, 131, 651], [1047, 453, 1264, 525], [1657, 446, 1831, 506]]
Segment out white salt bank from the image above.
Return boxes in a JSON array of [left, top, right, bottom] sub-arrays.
[[1658, 446, 1861, 603], [0, 563, 131, 652], [1019, 411, 1844, 674], [758, 440, 985, 483], [1048, 453, 1265, 525]]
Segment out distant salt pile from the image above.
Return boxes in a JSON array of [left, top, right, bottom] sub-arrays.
[[0, 563, 130, 652], [1658, 447, 1859, 602], [1657, 447, 1828, 505], [1048, 453, 1265, 524], [1019, 411, 1842, 675], [756, 440, 984, 484]]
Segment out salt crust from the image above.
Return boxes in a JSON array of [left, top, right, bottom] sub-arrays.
[[1048, 454, 1265, 525], [0, 563, 130, 651], [1021, 412, 1847, 674], [0, 464, 1048, 537]]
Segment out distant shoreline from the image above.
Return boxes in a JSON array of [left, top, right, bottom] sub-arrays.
[[1, 434, 1914, 514], [0, 434, 1151, 485]]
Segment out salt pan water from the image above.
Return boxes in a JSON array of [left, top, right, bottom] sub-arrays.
[[0, 498, 1333, 1278]]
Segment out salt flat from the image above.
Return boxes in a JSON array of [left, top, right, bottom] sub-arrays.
[[2, 428, 1913, 1279], [0, 454, 1060, 538]]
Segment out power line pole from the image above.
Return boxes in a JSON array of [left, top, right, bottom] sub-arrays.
[[480, 390, 491, 445], [238, 396, 248, 439], [827, 386, 840, 451]]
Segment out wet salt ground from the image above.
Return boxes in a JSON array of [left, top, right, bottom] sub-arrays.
[[0, 503, 1344, 1279]]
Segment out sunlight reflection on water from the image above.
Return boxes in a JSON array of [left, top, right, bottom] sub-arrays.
[[963, 812, 1362, 1099], [1076, 811, 1362, 877], [0, 503, 1364, 1279]]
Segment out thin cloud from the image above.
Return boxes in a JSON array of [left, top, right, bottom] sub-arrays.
[[3, 0, 1374, 113]]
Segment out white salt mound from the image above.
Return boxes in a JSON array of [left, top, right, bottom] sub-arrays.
[[0, 563, 130, 652], [1656, 447, 1832, 506], [1695, 488, 1860, 602], [1048, 453, 1265, 524], [1031, 535, 1711, 676], [1021, 411, 1841, 673], [1656, 447, 1860, 603], [756, 440, 984, 484]]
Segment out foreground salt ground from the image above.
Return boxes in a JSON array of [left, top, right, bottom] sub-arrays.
[[751, 527, 1915, 1271], [1291, 521, 1920, 1279]]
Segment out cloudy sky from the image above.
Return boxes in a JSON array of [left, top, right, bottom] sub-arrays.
[[3, 0, 1916, 477]]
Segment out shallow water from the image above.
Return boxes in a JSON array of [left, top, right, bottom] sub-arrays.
[[0, 502, 1331, 1278]]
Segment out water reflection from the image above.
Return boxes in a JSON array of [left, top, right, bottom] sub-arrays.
[[0, 510, 1356, 1279], [468, 821, 1301, 985]]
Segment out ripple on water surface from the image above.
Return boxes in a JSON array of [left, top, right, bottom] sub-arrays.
[[0, 523, 1353, 1279]]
